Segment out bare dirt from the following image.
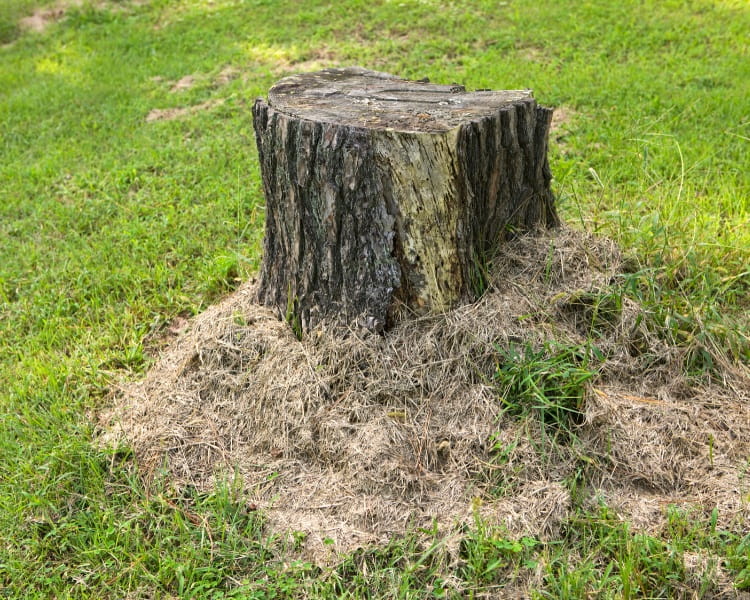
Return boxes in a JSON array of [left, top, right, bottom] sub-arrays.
[[279, 46, 341, 75], [145, 67, 239, 121], [18, 0, 149, 34], [214, 66, 239, 87], [242, 45, 342, 77], [170, 75, 196, 93], [100, 228, 750, 578], [19, 1, 79, 32], [550, 105, 577, 133], [145, 99, 224, 123]]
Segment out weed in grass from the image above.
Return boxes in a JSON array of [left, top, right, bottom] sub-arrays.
[[328, 526, 450, 599], [619, 264, 749, 376], [459, 507, 540, 588], [665, 507, 750, 592], [493, 341, 599, 443], [539, 505, 687, 599], [4, 461, 281, 596], [535, 504, 750, 598], [730, 535, 750, 590], [554, 287, 624, 338], [485, 433, 524, 495]]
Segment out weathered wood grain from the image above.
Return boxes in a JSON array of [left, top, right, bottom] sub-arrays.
[[252, 67, 557, 332]]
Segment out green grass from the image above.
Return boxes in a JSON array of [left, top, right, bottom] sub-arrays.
[[1, 0, 749, 596], [493, 341, 598, 442]]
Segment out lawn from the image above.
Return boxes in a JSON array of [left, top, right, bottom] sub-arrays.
[[1, 0, 748, 597]]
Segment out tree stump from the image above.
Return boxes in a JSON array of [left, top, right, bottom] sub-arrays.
[[252, 67, 558, 333]]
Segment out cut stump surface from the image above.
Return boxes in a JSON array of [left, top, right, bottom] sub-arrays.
[[252, 67, 558, 332]]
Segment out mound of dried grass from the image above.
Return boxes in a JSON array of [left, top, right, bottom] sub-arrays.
[[100, 228, 749, 562]]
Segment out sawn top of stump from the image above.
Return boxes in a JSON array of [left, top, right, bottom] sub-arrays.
[[266, 66, 534, 133]]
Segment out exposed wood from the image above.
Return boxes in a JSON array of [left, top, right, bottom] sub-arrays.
[[252, 67, 558, 332]]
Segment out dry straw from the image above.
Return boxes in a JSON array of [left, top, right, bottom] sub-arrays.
[[100, 228, 749, 561]]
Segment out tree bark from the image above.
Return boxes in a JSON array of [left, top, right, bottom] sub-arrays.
[[252, 67, 557, 333]]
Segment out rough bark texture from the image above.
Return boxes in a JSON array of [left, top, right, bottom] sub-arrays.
[[252, 67, 557, 332]]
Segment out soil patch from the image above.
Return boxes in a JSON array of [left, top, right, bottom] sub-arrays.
[[550, 105, 577, 133], [281, 47, 340, 74], [145, 99, 224, 122], [244, 45, 341, 76], [150, 67, 238, 96], [18, 0, 146, 34], [170, 75, 196, 93], [19, 0, 80, 32], [214, 66, 239, 86], [101, 228, 750, 571]]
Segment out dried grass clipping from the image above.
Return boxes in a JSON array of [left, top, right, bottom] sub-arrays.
[[100, 228, 750, 561]]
